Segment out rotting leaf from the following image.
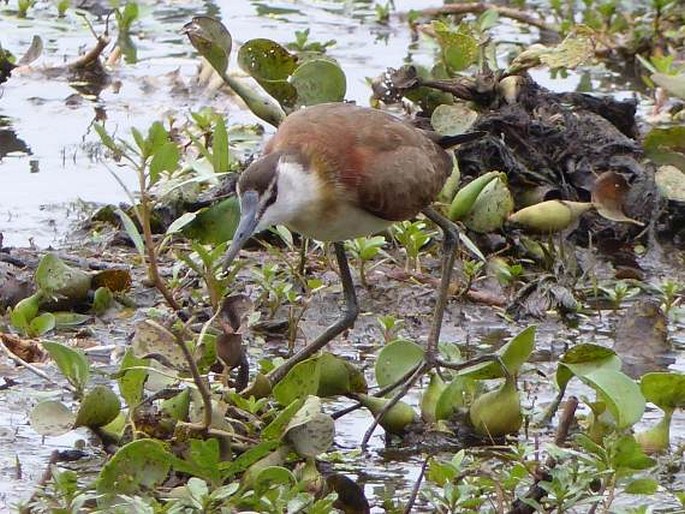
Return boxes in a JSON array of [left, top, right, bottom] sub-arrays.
[[30, 400, 75, 436], [91, 268, 132, 293], [591, 171, 643, 226], [375, 339, 424, 392], [131, 320, 187, 370], [219, 293, 254, 333], [431, 103, 478, 136], [284, 396, 335, 458], [182, 16, 232, 77], [508, 26, 595, 73], [97, 439, 172, 495], [74, 385, 121, 429], [656, 165, 685, 201], [17, 35, 43, 66]]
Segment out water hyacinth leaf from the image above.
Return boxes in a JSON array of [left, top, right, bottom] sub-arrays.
[[52, 312, 90, 327], [375, 339, 424, 391], [431, 103, 479, 136], [420, 372, 446, 423], [435, 376, 469, 421], [469, 377, 523, 437], [463, 174, 514, 233], [358, 394, 417, 434], [577, 369, 645, 429], [431, 21, 478, 73], [643, 126, 685, 155], [652, 72, 685, 100], [509, 26, 594, 73], [42, 341, 90, 393], [114, 208, 145, 259], [183, 16, 232, 77], [317, 352, 367, 397], [262, 397, 305, 440], [74, 385, 121, 429], [656, 165, 685, 201], [30, 312, 55, 336], [237, 38, 297, 81], [556, 343, 621, 391], [97, 439, 173, 495], [239, 446, 290, 488], [91, 268, 132, 293], [285, 412, 335, 458], [119, 348, 149, 408], [460, 325, 536, 379], [100, 411, 127, 441], [508, 200, 593, 233], [182, 197, 241, 245], [640, 372, 685, 410], [10, 292, 42, 332], [591, 171, 643, 226], [272, 357, 321, 405], [35, 253, 91, 302], [30, 400, 75, 436], [290, 59, 346, 107], [448, 171, 501, 221]]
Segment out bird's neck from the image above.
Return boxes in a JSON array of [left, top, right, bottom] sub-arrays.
[[256, 156, 325, 232]]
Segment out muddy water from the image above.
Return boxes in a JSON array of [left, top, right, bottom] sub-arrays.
[[1, 0, 684, 512]]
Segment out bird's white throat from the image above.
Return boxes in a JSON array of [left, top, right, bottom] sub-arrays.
[[256, 156, 392, 241]]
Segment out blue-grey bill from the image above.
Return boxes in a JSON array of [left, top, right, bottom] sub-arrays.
[[221, 190, 260, 271]]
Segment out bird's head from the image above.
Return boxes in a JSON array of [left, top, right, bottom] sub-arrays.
[[222, 151, 284, 270]]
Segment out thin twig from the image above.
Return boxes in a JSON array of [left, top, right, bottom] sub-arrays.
[[404, 455, 431, 514]]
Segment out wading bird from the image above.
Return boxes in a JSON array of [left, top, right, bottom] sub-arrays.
[[222, 102, 481, 384]]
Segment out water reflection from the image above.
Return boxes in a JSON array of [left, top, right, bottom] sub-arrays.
[[0, 116, 30, 160]]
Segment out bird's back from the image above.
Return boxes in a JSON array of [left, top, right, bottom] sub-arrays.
[[265, 103, 453, 222]]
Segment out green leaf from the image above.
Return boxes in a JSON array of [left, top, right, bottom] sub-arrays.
[[262, 397, 305, 440], [212, 117, 229, 173], [94, 123, 121, 157], [640, 372, 685, 410], [183, 16, 232, 77], [556, 343, 620, 391], [254, 466, 297, 495], [74, 385, 121, 429], [284, 397, 335, 458], [577, 369, 645, 429], [42, 341, 90, 394], [149, 142, 180, 183], [612, 435, 655, 471], [272, 358, 321, 405], [52, 312, 91, 327], [182, 197, 241, 245], [30, 400, 75, 436], [161, 388, 191, 421], [290, 59, 346, 107], [172, 438, 223, 486], [29, 312, 55, 336], [219, 439, 280, 476], [431, 21, 479, 73], [10, 292, 42, 332], [374, 339, 424, 392], [237, 38, 297, 81], [624, 477, 659, 495], [435, 376, 469, 421], [114, 208, 146, 258], [97, 439, 172, 495], [118, 348, 149, 408], [92, 287, 113, 315], [460, 325, 536, 379]]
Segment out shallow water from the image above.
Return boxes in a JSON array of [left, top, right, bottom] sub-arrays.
[[1, 0, 683, 512]]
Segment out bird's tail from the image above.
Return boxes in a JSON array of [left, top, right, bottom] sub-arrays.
[[437, 131, 486, 149]]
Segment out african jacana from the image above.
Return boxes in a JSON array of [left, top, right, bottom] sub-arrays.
[[222, 102, 481, 384]]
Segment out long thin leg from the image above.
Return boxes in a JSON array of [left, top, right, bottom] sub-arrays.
[[421, 206, 460, 364], [267, 242, 359, 384]]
